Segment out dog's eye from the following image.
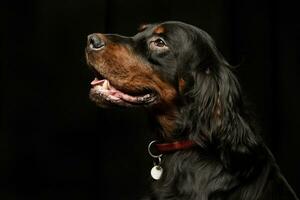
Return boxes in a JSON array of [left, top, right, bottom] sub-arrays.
[[149, 38, 168, 51], [154, 38, 166, 47]]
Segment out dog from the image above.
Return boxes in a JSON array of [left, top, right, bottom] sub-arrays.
[[85, 21, 298, 200]]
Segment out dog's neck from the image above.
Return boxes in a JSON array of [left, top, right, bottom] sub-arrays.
[[151, 105, 180, 140]]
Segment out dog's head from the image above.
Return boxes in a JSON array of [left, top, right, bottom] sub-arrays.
[[85, 21, 243, 139]]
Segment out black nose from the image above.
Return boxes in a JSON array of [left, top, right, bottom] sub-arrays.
[[88, 34, 105, 50]]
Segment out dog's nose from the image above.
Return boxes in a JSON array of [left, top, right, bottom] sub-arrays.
[[88, 34, 105, 50]]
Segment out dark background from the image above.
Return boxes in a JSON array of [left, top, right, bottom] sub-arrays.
[[1, 0, 299, 199]]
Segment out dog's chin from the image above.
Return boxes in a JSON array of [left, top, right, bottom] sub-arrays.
[[89, 78, 157, 108]]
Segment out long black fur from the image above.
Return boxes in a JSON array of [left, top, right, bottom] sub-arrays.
[[143, 22, 298, 200]]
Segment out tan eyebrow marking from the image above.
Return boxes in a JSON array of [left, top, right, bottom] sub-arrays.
[[153, 26, 165, 34]]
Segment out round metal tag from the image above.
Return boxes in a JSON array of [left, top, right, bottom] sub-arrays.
[[150, 165, 163, 180]]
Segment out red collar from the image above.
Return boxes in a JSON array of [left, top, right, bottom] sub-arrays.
[[156, 140, 196, 153], [148, 140, 196, 156]]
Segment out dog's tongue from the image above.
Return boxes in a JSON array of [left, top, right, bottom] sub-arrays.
[[90, 78, 152, 103]]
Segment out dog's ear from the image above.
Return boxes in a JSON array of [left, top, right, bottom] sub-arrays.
[[214, 65, 266, 176], [177, 47, 264, 176], [178, 64, 220, 143]]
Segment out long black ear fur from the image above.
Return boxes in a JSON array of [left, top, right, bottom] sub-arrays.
[[176, 48, 266, 178]]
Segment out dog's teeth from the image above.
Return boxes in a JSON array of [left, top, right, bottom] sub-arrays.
[[103, 80, 109, 89]]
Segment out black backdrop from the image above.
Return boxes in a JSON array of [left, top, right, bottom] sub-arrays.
[[1, 0, 299, 199]]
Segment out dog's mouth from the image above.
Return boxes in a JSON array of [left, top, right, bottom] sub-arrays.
[[89, 70, 157, 107]]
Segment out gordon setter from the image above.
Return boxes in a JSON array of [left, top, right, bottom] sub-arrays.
[[85, 21, 298, 200]]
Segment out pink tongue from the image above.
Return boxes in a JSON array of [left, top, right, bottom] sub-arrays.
[[91, 78, 104, 86], [90, 78, 150, 103]]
